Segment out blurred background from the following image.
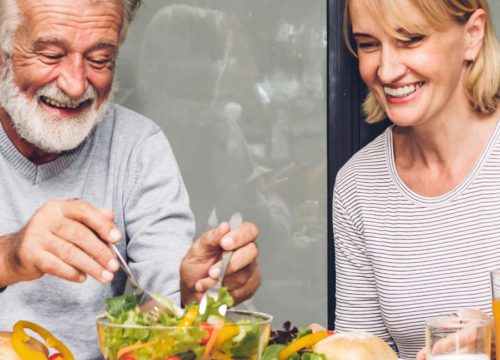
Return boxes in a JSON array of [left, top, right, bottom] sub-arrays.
[[116, 0, 327, 328], [115, 0, 499, 328]]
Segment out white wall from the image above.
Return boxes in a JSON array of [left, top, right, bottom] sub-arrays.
[[492, 0, 499, 34]]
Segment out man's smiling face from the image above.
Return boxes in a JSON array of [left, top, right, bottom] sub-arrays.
[[0, 0, 123, 153]]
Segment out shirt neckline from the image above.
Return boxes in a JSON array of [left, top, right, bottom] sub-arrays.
[[386, 120, 500, 206], [0, 122, 91, 185]]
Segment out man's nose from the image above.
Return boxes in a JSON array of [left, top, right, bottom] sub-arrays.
[[377, 46, 406, 85], [56, 54, 88, 99]]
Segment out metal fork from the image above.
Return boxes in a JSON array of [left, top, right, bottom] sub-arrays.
[[110, 244, 180, 321], [199, 212, 243, 316]]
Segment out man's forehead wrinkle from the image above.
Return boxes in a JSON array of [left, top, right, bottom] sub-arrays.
[[30, 13, 121, 29], [21, 1, 122, 30]]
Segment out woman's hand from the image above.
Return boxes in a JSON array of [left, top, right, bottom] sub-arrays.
[[416, 309, 495, 360]]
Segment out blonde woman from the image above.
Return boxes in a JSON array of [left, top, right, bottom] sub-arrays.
[[333, 0, 500, 359]]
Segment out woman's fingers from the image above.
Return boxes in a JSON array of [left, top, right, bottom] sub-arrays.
[[431, 326, 481, 355], [416, 348, 426, 360]]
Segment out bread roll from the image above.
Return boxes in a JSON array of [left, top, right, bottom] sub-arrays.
[[0, 331, 48, 360], [312, 331, 398, 360]]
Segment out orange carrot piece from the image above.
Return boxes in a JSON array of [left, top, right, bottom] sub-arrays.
[[117, 340, 157, 359], [203, 320, 224, 356]]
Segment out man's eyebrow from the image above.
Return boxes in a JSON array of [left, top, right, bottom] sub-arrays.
[[33, 38, 65, 50], [33, 38, 119, 53], [90, 41, 119, 52]]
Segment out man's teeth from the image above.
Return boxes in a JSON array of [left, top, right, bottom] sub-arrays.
[[41, 96, 85, 109], [384, 83, 423, 98]]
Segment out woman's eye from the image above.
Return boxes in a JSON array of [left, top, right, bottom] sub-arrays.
[[357, 42, 379, 51], [401, 35, 424, 45]]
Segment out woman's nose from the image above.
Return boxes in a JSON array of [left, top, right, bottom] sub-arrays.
[[377, 46, 406, 85]]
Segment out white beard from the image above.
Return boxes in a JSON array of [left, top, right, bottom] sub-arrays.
[[0, 59, 114, 153]]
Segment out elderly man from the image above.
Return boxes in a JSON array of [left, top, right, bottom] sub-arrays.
[[0, 0, 260, 358]]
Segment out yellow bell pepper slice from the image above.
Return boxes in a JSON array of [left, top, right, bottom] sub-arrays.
[[11, 320, 74, 360], [177, 305, 199, 327], [212, 349, 233, 360], [278, 330, 328, 360], [214, 323, 240, 350]]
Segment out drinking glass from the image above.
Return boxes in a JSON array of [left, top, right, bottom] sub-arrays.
[[490, 269, 500, 352], [425, 314, 490, 360]]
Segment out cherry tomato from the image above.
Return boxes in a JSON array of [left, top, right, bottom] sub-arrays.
[[48, 354, 64, 360], [119, 354, 136, 360], [196, 322, 214, 345], [164, 356, 180, 360]]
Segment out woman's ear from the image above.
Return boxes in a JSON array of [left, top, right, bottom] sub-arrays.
[[464, 8, 486, 62]]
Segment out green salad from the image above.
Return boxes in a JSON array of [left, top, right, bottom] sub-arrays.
[[262, 322, 330, 360], [98, 288, 266, 360]]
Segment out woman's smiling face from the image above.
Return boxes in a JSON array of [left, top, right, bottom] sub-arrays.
[[349, 0, 473, 128]]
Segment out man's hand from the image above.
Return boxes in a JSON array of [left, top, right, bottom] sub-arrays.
[[180, 221, 260, 306], [416, 308, 494, 360], [0, 199, 121, 286]]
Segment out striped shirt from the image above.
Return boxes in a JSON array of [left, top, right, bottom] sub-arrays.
[[333, 122, 500, 360]]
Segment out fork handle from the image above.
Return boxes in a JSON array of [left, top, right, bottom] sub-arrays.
[[216, 250, 233, 287], [110, 244, 140, 290]]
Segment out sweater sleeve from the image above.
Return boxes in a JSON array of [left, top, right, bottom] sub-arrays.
[[123, 129, 195, 305], [333, 187, 396, 350]]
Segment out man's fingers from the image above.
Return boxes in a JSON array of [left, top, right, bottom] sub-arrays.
[[222, 264, 253, 291], [191, 221, 259, 256], [59, 199, 121, 244], [51, 219, 118, 273], [194, 263, 260, 305], [98, 208, 115, 221], [34, 251, 86, 283], [209, 242, 258, 276], [46, 236, 115, 284], [194, 277, 217, 294], [190, 222, 230, 257], [221, 221, 259, 251], [223, 263, 261, 305]]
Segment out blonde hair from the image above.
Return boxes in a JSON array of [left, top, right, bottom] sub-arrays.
[[343, 0, 500, 123]]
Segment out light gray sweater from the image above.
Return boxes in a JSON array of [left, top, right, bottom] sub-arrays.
[[0, 104, 194, 359]]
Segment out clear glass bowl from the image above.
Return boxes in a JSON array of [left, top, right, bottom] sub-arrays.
[[97, 309, 273, 360]]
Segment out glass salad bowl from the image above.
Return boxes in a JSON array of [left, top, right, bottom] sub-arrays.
[[97, 309, 273, 360]]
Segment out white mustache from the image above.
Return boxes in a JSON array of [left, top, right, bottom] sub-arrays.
[[37, 83, 97, 106]]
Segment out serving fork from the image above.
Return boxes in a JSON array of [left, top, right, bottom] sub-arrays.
[[199, 212, 243, 316], [110, 244, 181, 321]]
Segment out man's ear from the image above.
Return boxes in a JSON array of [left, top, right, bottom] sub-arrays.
[[464, 8, 486, 62]]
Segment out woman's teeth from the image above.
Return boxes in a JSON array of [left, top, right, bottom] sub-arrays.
[[40, 96, 86, 109], [384, 82, 423, 98]]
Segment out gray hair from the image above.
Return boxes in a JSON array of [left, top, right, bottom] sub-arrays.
[[0, 0, 142, 53], [119, 0, 142, 43], [0, 0, 20, 53]]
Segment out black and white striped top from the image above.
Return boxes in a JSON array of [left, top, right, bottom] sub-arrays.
[[333, 122, 500, 360]]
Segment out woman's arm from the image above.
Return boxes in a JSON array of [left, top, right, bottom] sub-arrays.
[[333, 188, 396, 350]]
